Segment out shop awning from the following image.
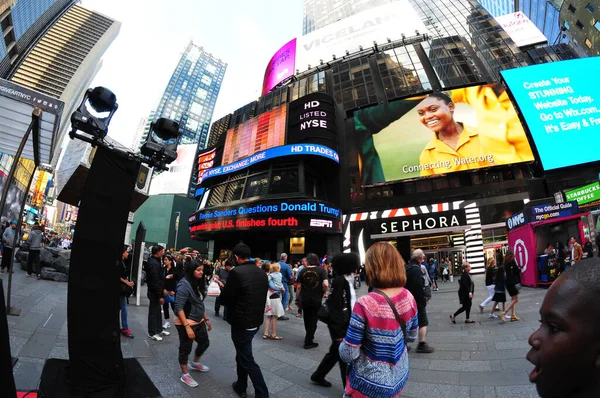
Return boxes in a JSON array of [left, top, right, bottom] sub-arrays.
[[0, 78, 64, 164], [531, 212, 591, 228]]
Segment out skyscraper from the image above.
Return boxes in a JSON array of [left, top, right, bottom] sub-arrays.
[[134, 110, 156, 151], [302, 0, 391, 34], [0, 0, 76, 78], [153, 41, 227, 149], [303, 0, 565, 49], [10, 4, 121, 163], [477, 0, 564, 45], [560, 0, 600, 57]]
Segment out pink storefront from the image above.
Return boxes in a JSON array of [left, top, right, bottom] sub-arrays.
[[506, 201, 589, 288]]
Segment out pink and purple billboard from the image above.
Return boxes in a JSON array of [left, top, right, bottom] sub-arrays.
[[262, 38, 296, 96]]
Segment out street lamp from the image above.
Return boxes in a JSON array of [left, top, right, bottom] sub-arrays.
[[174, 211, 180, 251]]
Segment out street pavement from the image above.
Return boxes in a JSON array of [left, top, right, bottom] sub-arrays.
[[4, 266, 545, 398]]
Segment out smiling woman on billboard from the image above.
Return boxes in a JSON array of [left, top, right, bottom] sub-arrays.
[[353, 84, 535, 185], [417, 92, 488, 176]]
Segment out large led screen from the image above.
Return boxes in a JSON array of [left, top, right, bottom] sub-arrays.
[[501, 57, 600, 171], [262, 39, 296, 96], [222, 105, 287, 165], [354, 84, 534, 185]]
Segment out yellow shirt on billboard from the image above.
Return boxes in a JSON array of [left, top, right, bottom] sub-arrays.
[[419, 125, 492, 176], [451, 86, 534, 164]]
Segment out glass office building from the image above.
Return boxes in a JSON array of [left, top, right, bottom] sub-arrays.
[[151, 41, 227, 197], [303, 0, 391, 34], [153, 41, 227, 148], [192, 0, 578, 267], [303, 0, 564, 51], [0, 0, 76, 77], [476, 0, 563, 45]]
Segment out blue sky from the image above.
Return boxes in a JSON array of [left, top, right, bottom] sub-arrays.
[[81, 0, 303, 148]]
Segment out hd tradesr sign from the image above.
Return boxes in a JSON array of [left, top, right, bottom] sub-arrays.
[[189, 199, 341, 233]]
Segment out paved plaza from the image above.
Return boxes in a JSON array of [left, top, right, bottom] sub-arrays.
[[4, 267, 545, 397]]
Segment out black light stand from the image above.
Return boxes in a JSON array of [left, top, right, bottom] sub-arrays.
[[38, 87, 179, 398], [0, 107, 43, 317]]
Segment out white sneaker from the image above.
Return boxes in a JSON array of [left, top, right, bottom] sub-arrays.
[[180, 373, 198, 387], [160, 330, 170, 336], [189, 362, 210, 372], [149, 334, 163, 341], [488, 313, 498, 319], [163, 322, 171, 329]]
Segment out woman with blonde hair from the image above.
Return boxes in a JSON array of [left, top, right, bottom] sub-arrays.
[[339, 242, 418, 397], [263, 262, 285, 340]]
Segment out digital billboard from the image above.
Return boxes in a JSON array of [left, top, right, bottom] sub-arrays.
[[353, 84, 535, 185], [295, 1, 429, 72], [199, 143, 339, 184], [287, 93, 337, 148], [189, 199, 341, 234], [501, 57, 600, 171], [196, 148, 216, 185], [262, 38, 296, 96], [495, 12, 547, 48], [222, 104, 287, 165], [149, 144, 196, 195]]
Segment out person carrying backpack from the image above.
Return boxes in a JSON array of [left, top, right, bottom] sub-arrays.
[[295, 253, 329, 349]]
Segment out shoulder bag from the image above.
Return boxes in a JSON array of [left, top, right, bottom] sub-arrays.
[[373, 289, 407, 342]]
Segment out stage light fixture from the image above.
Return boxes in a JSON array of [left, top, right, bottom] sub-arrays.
[[387, 37, 392, 43], [332, 54, 336, 60], [346, 50, 350, 56], [69, 87, 118, 142], [140, 117, 181, 171]]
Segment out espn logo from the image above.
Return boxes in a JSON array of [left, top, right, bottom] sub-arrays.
[[310, 219, 333, 228]]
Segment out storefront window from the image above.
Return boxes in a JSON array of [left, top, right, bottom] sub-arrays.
[[223, 179, 245, 203], [269, 168, 299, 195], [305, 171, 327, 200], [243, 172, 269, 199]]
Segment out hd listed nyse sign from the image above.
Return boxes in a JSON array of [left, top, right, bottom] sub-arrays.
[[288, 93, 337, 147]]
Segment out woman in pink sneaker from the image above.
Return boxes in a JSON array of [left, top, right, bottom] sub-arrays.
[[174, 261, 212, 387]]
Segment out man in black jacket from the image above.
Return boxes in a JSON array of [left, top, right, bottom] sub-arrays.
[[405, 249, 434, 353], [147, 245, 169, 341], [221, 243, 269, 398]]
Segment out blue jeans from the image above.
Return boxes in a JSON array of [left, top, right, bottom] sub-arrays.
[[120, 296, 128, 330], [231, 327, 269, 398], [282, 284, 289, 313]]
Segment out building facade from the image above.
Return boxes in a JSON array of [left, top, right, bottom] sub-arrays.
[[190, 0, 579, 270], [303, 0, 391, 34], [150, 41, 226, 197], [10, 4, 121, 164], [0, 0, 76, 78], [560, 0, 600, 56], [134, 110, 156, 151], [153, 41, 227, 148]]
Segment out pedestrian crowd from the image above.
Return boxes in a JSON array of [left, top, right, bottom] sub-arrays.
[[112, 240, 600, 398]]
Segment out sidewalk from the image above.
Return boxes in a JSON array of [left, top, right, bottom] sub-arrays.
[[4, 267, 544, 397]]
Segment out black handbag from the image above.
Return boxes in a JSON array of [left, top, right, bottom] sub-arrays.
[[120, 282, 134, 298], [269, 292, 280, 299], [317, 301, 330, 324]]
